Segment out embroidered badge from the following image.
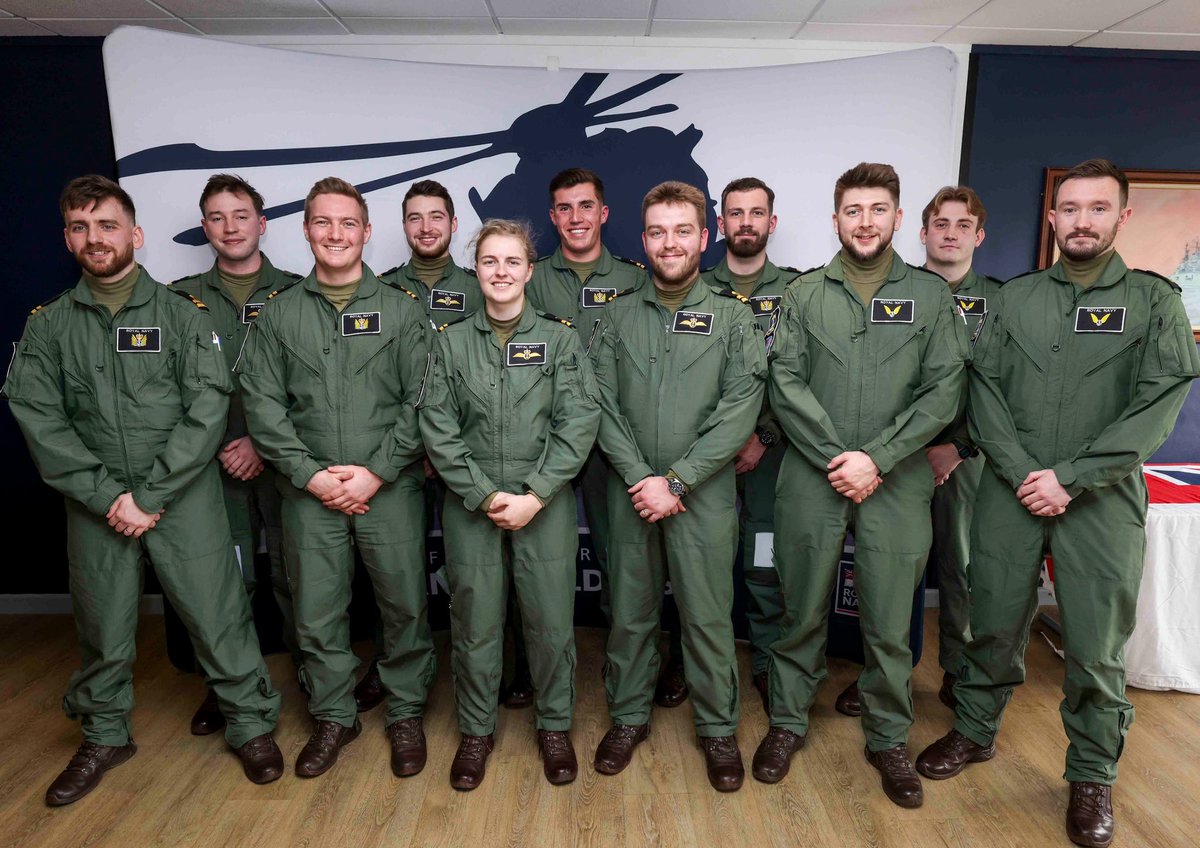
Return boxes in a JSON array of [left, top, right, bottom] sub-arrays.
[[672, 310, 713, 335], [870, 298, 914, 324], [581, 286, 617, 308], [241, 302, 265, 324], [953, 295, 986, 316], [506, 342, 547, 366], [116, 327, 162, 352], [430, 289, 466, 312], [1075, 306, 1125, 333], [341, 311, 381, 336], [749, 295, 780, 315]]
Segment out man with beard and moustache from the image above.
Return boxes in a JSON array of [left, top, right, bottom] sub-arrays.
[[917, 159, 1199, 848], [170, 174, 302, 736], [751, 163, 966, 809], [589, 181, 766, 792], [700, 177, 800, 712], [4, 175, 284, 803]]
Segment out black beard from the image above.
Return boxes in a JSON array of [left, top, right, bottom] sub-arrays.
[[76, 242, 135, 279], [1058, 230, 1114, 261], [726, 230, 768, 259], [840, 230, 893, 263]]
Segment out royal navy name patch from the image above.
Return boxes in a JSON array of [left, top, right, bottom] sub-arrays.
[[430, 289, 466, 312], [241, 302, 265, 324], [341, 311, 381, 336], [953, 295, 986, 316], [581, 286, 617, 308], [749, 295, 780, 315], [1075, 306, 1125, 333], [672, 310, 713, 335], [871, 298, 914, 324], [116, 327, 161, 353], [506, 342, 546, 366]]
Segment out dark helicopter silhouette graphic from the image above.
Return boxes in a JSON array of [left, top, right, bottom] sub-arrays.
[[116, 72, 725, 266]]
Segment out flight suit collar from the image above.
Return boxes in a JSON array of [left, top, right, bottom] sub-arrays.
[[550, 243, 615, 276], [70, 263, 158, 310], [470, 304, 538, 338], [400, 255, 464, 286], [1047, 251, 1128, 291], [199, 252, 286, 305], [709, 255, 783, 294], [824, 250, 908, 285], [638, 274, 709, 309], [302, 263, 382, 303]]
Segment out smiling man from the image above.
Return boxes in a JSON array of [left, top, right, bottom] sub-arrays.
[[752, 163, 966, 809], [238, 178, 435, 781], [916, 159, 1199, 848], [589, 181, 766, 792]]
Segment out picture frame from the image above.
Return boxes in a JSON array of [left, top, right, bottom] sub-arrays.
[[1038, 167, 1200, 338]]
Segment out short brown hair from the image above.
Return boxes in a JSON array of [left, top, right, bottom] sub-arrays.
[[642, 181, 706, 229], [1053, 158, 1129, 209], [548, 168, 605, 207], [471, 218, 537, 264], [834, 162, 900, 210], [921, 185, 987, 230], [199, 174, 264, 216], [60, 175, 135, 223], [304, 177, 368, 224], [403, 179, 454, 219], [721, 177, 775, 215]]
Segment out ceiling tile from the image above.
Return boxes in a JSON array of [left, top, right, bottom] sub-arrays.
[[188, 17, 347, 35], [651, 20, 802, 37], [653, 0, 817, 22], [796, 21, 951, 41], [343, 16, 497, 35], [0, 0, 166, 16], [0, 17, 55, 33], [491, 0, 648, 17], [31, 17, 196, 35], [324, 0, 488, 15], [1077, 30, 1200, 49], [500, 17, 645, 35], [156, 0, 325, 17], [961, 0, 1158, 31], [812, 0, 986, 27], [1108, 0, 1200, 33], [936, 25, 1091, 45]]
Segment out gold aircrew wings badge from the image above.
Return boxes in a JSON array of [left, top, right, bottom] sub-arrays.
[[871, 298, 914, 323], [1075, 306, 1125, 333], [431, 289, 465, 311], [506, 342, 547, 366], [672, 310, 713, 335]]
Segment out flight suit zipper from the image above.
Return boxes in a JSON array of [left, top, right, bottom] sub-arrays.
[[98, 304, 136, 486]]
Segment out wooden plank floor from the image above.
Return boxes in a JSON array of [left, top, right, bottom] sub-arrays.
[[0, 611, 1197, 848]]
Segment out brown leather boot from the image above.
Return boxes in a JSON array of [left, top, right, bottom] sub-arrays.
[[593, 723, 649, 775], [751, 726, 806, 784], [190, 688, 225, 736], [653, 657, 688, 708], [295, 719, 361, 777], [449, 734, 495, 791], [699, 736, 744, 792], [537, 730, 578, 785], [387, 717, 427, 777], [752, 671, 770, 714], [1066, 782, 1115, 847], [835, 681, 861, 717], [865, 744, 924, 808], [235, 733, 284, 785], [915, 729, 995, 780], [45, 740, 137, 806], [353, 661, 385, 712], [938, 672, 958, 710]]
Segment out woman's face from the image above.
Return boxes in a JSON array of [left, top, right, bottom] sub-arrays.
[[476, 233, 533, 310]]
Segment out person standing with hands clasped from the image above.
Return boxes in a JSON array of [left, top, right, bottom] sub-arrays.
[[419, 219, 600, 791]]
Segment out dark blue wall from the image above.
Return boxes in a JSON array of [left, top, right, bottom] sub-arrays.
[[962, 44, 1200, 461]]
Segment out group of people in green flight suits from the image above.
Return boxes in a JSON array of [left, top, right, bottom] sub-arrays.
[[6, 157, 1195, 848]]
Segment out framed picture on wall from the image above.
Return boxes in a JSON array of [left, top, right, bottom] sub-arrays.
[[1038, 168, 1200, 337]]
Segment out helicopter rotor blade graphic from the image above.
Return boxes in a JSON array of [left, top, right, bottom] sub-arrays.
[[589, 104, 679, 127], [584, 73, 681, 117]]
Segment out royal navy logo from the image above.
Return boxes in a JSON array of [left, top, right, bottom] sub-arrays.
[[749, 295, 780, 315], [506, 342, 546, 366], [672, 310, 713, 335], [871, 298, 914, 324], [341, 311, 381, 336], [430, 289, 466, 312], [581, 286, 617, 308], [241, 302, 265, 324], [953, 295, 986, 316], [116, 327, 161, 353], [1075, 306, 1125, 334]]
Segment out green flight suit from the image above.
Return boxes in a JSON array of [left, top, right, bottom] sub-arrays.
[[237, 266, 433, 728], [701, 256, 799, 674], [590, 278, 767, 736], [380, 257, 483, 329], [767, 253, 966, 751], [527, 245, 646, 621], [928, 269, 1004, 676], [956, 253, 1199, 784], [170, 255, 301, 659], [418, 308, 600, 735], [4, 268, 281, 749]]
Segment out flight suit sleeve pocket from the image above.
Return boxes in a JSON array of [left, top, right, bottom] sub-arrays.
[[1154, 312, 1200, 378]]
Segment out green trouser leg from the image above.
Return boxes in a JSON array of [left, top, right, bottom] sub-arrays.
[[63, 469, 281, 749], [769, 450, 932, 750], [737, 443, 785, 675], [930, 454, 982, 675], [282, 475, 434, 727], [606, 467, 740, 736], [372, 472, 442, 661], [579, 446, 612, 623], [221, 473, 258, 593], [954, 468, 1143, 784], [443, 489, 578, 734]]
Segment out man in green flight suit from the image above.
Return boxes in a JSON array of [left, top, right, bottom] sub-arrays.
[[917, 159, 1200, 848], [238, 178, 434, 779], [170, 174, 302, 736], [751, 163, 966, 810], [590, 181, 767, 792], [700, 176, 800, 712], [4, 175, 284, 804]]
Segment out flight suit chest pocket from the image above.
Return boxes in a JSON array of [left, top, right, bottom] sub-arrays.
[[672, 334, 724, 434], [999, 323, 1048, 436], [280, 338, 321, 381], [615, 334, 648, 380], [803, 318, 846, 368], [510, 361, 553, 407], [352, 334, 396, 376], [59, 350, 101, 419], [454, 364, 492, 413], [131, 347, 183, 430], [875, 322, 925, 366]]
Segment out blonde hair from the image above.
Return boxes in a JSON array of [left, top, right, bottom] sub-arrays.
[[471, 218, 537, 264]]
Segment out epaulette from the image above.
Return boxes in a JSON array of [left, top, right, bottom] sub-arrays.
[[608, 286, 638, 303], [266, 288, 285, 300], [983, 274, 1005, 287], [540, 311, 574, 329], [169, 272, 201, 286], [778, 265, 802, 275], [910, 262, 947, 282], [715, 287, 752, 305], [797, 264, 826, 282], [170, 288, 208, 310], [1133, 267, 1182, 293], [435, 316, 467, 333], [535, 255, 553, 263], [29, 289, 70, 317], [392, 283, 420, 301], [380, 265, 402, 277], [463, 266, 477, 277], [282, 270, 302, 281], [616, 255, 646, 270], [1003, 268, 1043, 285]]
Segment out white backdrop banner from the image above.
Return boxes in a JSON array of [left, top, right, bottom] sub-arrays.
[[103, 27, 960, 283]]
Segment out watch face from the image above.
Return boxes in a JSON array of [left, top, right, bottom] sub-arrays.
[[668, 478, 686, 496]]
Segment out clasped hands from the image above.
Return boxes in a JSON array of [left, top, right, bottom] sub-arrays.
[[306, 466, 384, 515], [630, 476, 686, 523], [827, 450, 882, 503]]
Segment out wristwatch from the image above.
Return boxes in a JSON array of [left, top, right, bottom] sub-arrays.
[[665, 475, 687, 497], [951, 438, 979, 460], [755, 426, 778, 448]]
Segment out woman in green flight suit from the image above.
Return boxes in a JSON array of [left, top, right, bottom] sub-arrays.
[[419, 219, 600, 791]]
